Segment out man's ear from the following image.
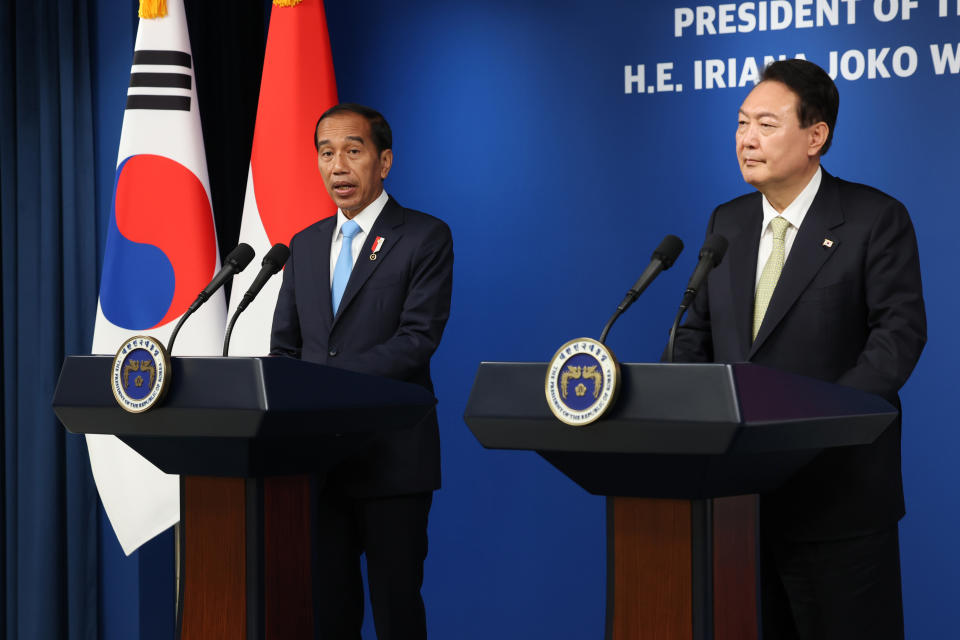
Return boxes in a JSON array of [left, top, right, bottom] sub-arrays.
[[808, 122, 829, 157], [379, 149, 394, 180]]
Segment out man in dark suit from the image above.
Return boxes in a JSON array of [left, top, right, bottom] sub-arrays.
[[671, 60, 925, 639], [271, 103, 453, 640]]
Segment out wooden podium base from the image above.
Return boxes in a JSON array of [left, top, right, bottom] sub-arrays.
[[179, 476, 314, 640], [607, 495, 759, 640]]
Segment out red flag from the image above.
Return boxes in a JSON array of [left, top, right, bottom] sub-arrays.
[[228, 0, 338, 354]]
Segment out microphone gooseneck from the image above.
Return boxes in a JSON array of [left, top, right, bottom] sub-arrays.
[[666, 234, 728, 362], [222, 243, 290, 356], [167, 243, 256, 355], [598, 234, 684, 344]]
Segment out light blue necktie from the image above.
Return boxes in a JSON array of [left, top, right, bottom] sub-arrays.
[[331, 219, 361, 314]]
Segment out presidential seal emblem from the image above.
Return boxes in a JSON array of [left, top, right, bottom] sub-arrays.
[[111, 335, 171, 413], [545, 337, 620, 426]]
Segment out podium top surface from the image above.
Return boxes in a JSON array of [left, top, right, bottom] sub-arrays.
[[464, 362, 896, 456], [54, 355, 436, 439]]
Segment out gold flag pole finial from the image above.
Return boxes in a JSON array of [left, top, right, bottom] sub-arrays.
[[139, 0, 168, 19]]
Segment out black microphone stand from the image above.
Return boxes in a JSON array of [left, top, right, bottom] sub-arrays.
[[664, 301, 689, 363], [165, 308, 193, 355], [222, 306, 245, 356]]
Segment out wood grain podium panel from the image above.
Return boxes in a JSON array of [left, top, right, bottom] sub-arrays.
[[181, 477, 246, 640], [179, 476, 315, 640], [610, 497, 693, 640], [264, 476, 313, 639], [608, 495, 760, 640], [712, 495, 758, 640]]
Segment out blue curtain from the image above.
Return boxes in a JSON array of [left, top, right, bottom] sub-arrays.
[[0, 0, 100, 638]]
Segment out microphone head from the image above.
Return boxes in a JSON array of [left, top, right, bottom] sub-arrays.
[[652, 234, 684, 269], [262, 243, 291, 273], [700, 234, 729, 266], [226, 243, 256, 271]]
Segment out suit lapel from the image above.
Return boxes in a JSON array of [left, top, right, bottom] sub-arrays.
[[310, 218, 336, 323], [749, 170, 843, 357], [332, 197, 406, 328], [725, 202, 763, 359]]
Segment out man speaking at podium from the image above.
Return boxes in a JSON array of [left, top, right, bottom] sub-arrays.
[[671, 60, 926, 639], [271, 103, 453, 639]]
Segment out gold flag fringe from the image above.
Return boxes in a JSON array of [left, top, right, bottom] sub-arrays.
[[139, 0, 168, 19], [274, 0, 304, 6]]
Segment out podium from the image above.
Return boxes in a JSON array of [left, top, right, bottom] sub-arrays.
[[464, 362, 897, 640], [53, 355, 436, 640]]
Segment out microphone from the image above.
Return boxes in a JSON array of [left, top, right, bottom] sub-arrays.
[[235, 244, 290, 314], [679, 234, 729, 309], [665, 233, 729, 362], [222, 244, 290, 356], [166, 243, 255, 355], [616, 234, 684, 313], [598, 234, 685, 344], [187, 243, 256, 314]]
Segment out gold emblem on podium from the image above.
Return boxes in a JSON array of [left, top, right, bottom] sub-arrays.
[[111, 335, 171, 413], [545, 337, 619, 426]]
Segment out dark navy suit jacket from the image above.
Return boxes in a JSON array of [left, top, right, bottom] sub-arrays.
[[673, 169, 926, 540], [271, 196, 454, 497]]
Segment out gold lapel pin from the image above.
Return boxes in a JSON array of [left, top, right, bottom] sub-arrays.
[[369, 254, 377, 261], [822, 238, 834, 248]]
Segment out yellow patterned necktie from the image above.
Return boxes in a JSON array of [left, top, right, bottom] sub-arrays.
[[753, 216, 790, 340]]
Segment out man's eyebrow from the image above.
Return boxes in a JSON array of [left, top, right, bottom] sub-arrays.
[[738, 108, 780, 119], [316, 135, 367, 146]]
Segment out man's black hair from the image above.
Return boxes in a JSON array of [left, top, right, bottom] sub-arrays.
[[761, 59, 839, 155], [313, 103, 393, 154]]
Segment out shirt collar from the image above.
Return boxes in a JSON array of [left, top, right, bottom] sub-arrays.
[[760, 166, 822, 233], [334, 189, 389, 238]]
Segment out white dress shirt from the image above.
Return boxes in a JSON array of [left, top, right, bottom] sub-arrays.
[[329, 189, 389, 286], [755, 167, 822, 289]]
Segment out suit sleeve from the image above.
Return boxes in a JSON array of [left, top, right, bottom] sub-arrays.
[[336, 222, 454, 381], [666, 207, 718, 363], [836, 200, 926, 401], [269, 233, 303, 359]]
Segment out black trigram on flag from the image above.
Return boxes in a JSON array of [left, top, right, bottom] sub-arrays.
[[126, 50, 192, 111]]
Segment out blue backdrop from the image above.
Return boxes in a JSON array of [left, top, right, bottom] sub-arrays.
[[84, 1, 958, 638]]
